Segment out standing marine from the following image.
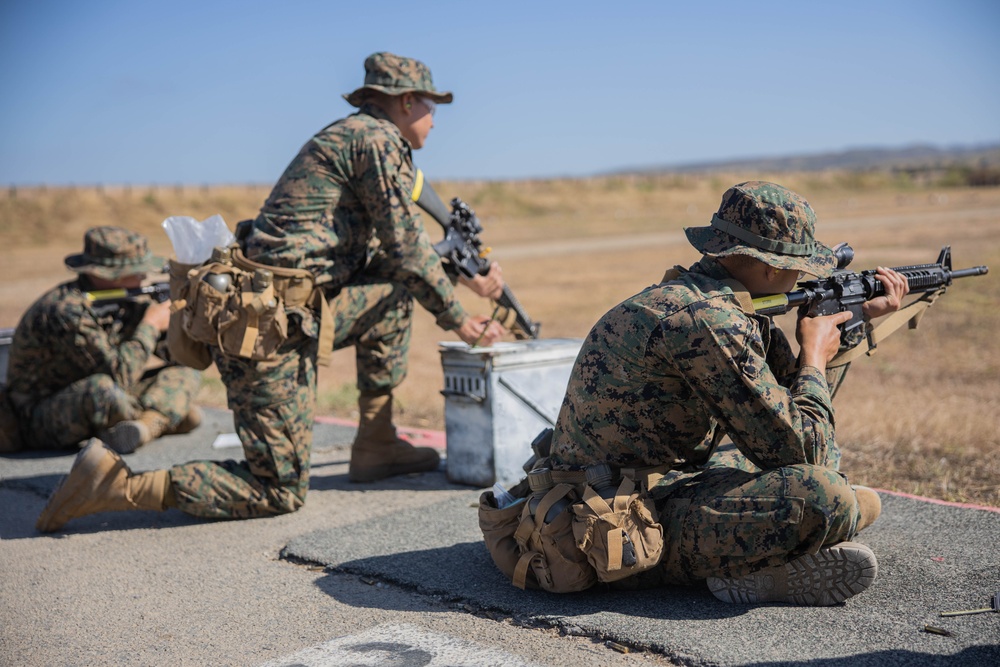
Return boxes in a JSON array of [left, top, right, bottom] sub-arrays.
[[36, 52, 506, 532]]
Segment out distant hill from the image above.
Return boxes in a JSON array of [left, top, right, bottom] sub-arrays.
[[616, 142, 1000, 175]]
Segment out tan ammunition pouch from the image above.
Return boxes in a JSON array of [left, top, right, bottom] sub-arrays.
[[479, 464, 667, 593], [167, 260, 213, 370], [168, 248, 334, 366], [512, 483, 597, 593], [571, 474, 664, 583], [477, 478, 533, 587]]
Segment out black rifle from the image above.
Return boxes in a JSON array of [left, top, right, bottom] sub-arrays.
[[752, 245, 989, 346], [412, 170, 541, 339], [85, 282, 171, 306]]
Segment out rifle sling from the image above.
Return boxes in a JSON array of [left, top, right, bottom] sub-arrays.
[[828, 288, 944, 368]]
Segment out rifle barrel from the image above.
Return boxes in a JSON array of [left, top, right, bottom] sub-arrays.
[[951, 266, 989, 279]]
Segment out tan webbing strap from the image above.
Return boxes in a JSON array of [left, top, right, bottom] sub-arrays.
[[828, 289, 944, 368], [513, 510, 535, 546], [311, 288, 334, 367], [613, 475, 636, 513], [236, 283, 275, 358], [513, 551, 542, 590], [620, 464, 669, 493], [581, 488, 621, 570], [535, 484, 574, 525], [580, 477, 636, 573]]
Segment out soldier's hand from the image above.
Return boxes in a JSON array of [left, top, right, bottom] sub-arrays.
[[459, 262, 504, 300], [796, 310, 852, 370], [862, 267, 910, 320], [142, 300, 172, 333], [457, 315, 505, 347]]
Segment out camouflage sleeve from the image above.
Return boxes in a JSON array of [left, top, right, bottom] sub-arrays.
[[352, 134, 466, 330], [764, 320, 799, 386], [768, 316, 857, 399], [69, 303, 159, 388], [662, 299, 836, 470]]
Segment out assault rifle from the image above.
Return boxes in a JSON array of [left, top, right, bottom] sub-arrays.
[[752, 245, 989, 355], [411, 170, 541, 339], [85, 282, 171, 306]]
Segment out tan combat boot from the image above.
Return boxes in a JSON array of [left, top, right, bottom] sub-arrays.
[[166, 405, 203, 436], [100, 409, 170, 454], [706, 541, 878, 606], [349, 391, 440, 483], [853, 486, 882, 533], [36, 438, 173, 533]]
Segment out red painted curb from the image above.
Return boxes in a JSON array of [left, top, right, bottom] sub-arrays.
[[873, 488, 1000, 514]]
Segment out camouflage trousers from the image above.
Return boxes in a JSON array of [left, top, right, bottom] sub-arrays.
[[17, 365, 201, 450], [330, 278, 413, 392], [167, 280, 411, 519], [614, 441, 860, 589]]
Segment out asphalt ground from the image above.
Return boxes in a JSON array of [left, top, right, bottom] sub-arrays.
[[1, 407, 998, 666]]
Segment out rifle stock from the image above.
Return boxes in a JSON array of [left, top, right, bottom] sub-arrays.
[[85, 282, 171, 306], [412, 169, 541, 339]]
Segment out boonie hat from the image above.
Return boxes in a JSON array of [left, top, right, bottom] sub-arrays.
[[343, 51, 453, 107], [684, 181, 837, 277], [65, 226, 166, 280]]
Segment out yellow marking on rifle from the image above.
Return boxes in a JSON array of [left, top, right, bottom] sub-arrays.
[[752, 294, 789, 312], [85, 289, 128, 302], [411, 168, 424, 203], [479, 246, 491, 258]]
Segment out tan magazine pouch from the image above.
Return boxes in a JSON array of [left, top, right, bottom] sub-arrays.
[[215, 270, 288, 360], [512, 484, 597, 593], [230, 249, 334, 366], [166, 260, 213, 370], [571, 475, 664, 583], [170, 248, 334, 365]]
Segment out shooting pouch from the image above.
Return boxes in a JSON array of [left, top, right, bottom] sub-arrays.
[[174, 255, 288, 362], [478, 484, 534, 588], [512, 484, 597, 593], [167, 260, 213, 370], [571, 475, 664, 583]]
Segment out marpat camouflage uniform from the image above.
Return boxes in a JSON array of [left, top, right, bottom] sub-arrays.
[[7, 277, 201, 449], [167, 96, 467, 518], [550, 182, 864, 585]]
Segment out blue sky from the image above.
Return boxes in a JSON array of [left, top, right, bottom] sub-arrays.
[[1, 0, 998, 185]]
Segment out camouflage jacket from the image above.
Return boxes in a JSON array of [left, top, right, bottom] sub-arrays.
[[550, 257, 850, 472], [7, 278, 159, 406], [239, 103, 466, 331]]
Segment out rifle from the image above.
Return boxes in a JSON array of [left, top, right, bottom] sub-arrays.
[[411, 169, 541, 339], [752, 245, 988, 360], [85, 282, 171, 306]]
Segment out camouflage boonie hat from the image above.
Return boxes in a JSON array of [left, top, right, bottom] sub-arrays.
[[684, 181, 837, 277], [343, 51, 453, 107], [65, 226, 166, 279]]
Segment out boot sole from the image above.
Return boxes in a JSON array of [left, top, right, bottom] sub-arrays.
[[36, 441, 117, 533], [706, 542, 878, 606], [100, 421, 148, 454]]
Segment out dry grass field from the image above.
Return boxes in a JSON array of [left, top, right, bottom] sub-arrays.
[[2, 173, 998, 506]]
